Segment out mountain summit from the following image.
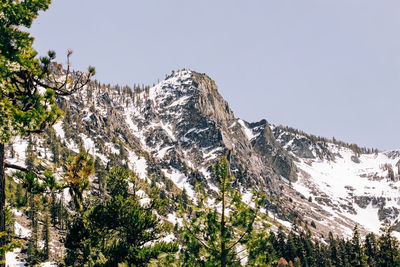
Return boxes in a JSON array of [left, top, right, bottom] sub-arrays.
[[125, 70, 297, 192], [7, 69, 400, 241]]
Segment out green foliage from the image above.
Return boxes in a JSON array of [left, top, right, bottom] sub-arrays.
[[267, 225, 400, 267], [0, 1, 95, 144], [65, 151, 94, 211], [365, 233, 377, 266], [106, 166, 133, 199], [42, 210, 51, 260], [64, 166, 177, 266], [376, 228, 400, 266], [27, 193, 41, 265], [0, 206, 21, 262], [0, 0, 52, 143], [180, 157, 268, 267], [246, 231, 277, 266], [0, 232, 20, 265], [0, 2, 94, 265]]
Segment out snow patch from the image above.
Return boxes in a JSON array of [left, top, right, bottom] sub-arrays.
[[14, 221, 30, 238], [238, 119, 258, 140], [53, 120, 65, 139], [167, 212, 183, 227], [157, 146, 172, 158], [8, 137, 28, 167], [6, 248, 27, 267], [127, 150, 148, 181], [162, 168, 195, 199], [346, 204, 383, 233], [294, 145, 400, 235]]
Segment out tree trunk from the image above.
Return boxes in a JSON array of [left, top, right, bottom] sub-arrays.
[[220, 173, 226, 267], [0, 143, 6, 267]]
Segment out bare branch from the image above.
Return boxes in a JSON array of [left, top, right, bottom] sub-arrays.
[[186, 226, 216, 253], [227, 231, 248, 251], [5, 162, 31, 173]]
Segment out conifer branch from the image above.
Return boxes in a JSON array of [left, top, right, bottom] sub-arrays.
[[227, 231, 248, 251], [186, 226, 216, 253]]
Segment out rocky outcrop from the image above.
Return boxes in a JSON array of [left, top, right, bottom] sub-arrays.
[[47, 69, 400, 240], [273, 127, 336, 161]]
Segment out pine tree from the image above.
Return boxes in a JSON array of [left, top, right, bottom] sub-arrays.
[[51, 141, 60, 164], [25, 137, 36, 172], [328, 231, 340, 266], [13, 170, 45, 264], [285, 231, 297, 262], [246, 231, 277, 266], [301, 229, 315, 266], [58, 192, 68, 230], [27, 194, 41, 265], [14, 183, 26, 207], [181, 188, 188, 210], [64, 166, 177, 266], [94, 157, 107, 198], [365, 232, 377, 266], [0, 208, 20, 265], [277, 226, 287, 258], [377, 228, 400, 266], [42, 209, 51, 260], [0, 2, 94, 264], [349, 226, 368, 267], [50, 191, 57, 227], [65, 151, 94, 212], [181, 157, 266, 267]]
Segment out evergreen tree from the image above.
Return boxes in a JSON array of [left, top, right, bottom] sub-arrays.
[[64, 166, 177, 266], [51, 141, 60, 164], [365, 232, 377, 266], [25, 137, 36, 172], [349, 226, 368, 267], [13, 170, 44, 264], [14, 183, 26, 207], [49, 190, 56, 227], [42, 209, 51, 260], [27, 194, 41, 265], [65, 151, 94, 212], [0, 208, 20, 265], [246, 231, 277, 266], [342, 239, 352, 266], [301, 229, 314, 266], [277, 226, 287, 258], [58, 191, 68, 230], [287, 231, 299, 262], [94, 157, 107, 198], [376, 228, 400, 267], [0, 1, 94, 264], [180, 157, 266, 267]]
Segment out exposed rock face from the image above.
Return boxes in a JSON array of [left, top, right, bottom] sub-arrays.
[[123, 70, 297, 195], [272, 127, 336, 161], [10, 69, 400, 241]]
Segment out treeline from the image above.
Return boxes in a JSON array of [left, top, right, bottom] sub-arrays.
[[276, 125, 379, 155], [6, 140, 400, 266], [265, 226, 400, 267]]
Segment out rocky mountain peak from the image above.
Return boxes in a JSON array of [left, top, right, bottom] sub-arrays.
[[118, 69, 298, 194], [147, 69, 234, 124], [17, 69, 400, 241]]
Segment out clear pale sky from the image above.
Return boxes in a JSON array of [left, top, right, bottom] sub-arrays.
[[29, 0, 400, 150]]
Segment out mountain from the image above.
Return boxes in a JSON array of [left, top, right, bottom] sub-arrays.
[[6, 69, 400, 262]]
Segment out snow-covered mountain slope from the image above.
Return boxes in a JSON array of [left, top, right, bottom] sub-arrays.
[[273, 126, 400, 238], [6, 69, 400, 242]]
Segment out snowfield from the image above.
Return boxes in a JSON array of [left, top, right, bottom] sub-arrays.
[[294, 144, 400, 236]]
